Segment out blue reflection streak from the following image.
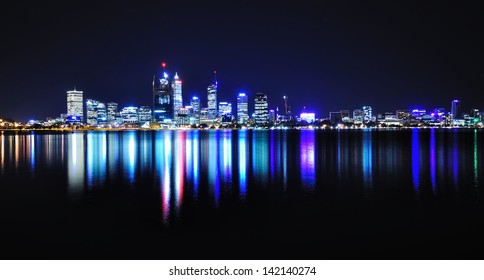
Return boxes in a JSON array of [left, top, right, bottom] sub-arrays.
[[411, 129, 420, 193], [430, 129, 437, 192], [192, 131, 200, 198], [208, 131, 220, 207], [252, 131, 269, 185], [453, 132, 458, 188], [30, 133, 35, 170], [282, 132, 288, 190], [300, 129, 316, 189], [222, 131, 232, 185], [270, 130, 275, 179], [128, 132, 136, 184], [108, 132, 120, 180], [86, 132, 107, 188], [86, 133, 94, 188], [239, 130, 248, 199], [362, 130, 373, 188]]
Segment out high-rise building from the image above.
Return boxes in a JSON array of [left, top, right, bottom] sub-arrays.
[[86, 99, 99, 125], [254, 92, 269, 125], [362, 106, 372, 123], [172, 72, 183, 123], [207, 71, 218, 118], [67, 88, 83, 122], [218, 101, 232, 116], [237, 93, 249, 125], [107, 102, 118, 124], [190, 96, 201, 125], [153, 64, 173, 123], [97, 102, 107, 124], [451, 99, 461, 119]]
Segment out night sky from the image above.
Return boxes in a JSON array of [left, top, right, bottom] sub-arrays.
[[1, 0, 482, 121]]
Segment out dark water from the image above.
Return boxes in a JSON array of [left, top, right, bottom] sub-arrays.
[[1, 129, 484, 259]]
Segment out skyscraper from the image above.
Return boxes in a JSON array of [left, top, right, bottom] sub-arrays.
[[190, 96, 201, 125], [107, 102, 118, 124], [172, 72, 183, 123], [451, 99, 461, 119], [254, 92, 269, 125], [237, 93, 249, 125], [153, 64, 173, 123], [362, 106, 372, 123], [218, 101, 232, 116], [207, 71, 218, 118], [67, 88, 83, 122], [86, 99, 99, 125]]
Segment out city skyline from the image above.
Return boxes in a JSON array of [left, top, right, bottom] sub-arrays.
[[1, 1, 482, 121]]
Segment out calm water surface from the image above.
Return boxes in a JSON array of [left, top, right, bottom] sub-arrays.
[[1, 129, 484, 259]]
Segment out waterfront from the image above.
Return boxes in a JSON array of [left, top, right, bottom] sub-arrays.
[[0, 129, 483, 259]]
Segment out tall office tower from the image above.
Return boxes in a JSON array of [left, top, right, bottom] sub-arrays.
[[237, 92, 249, 124], [353, 109, 364, 124], [153, 62, 173, 123], [67, 88, 84, 122], [107, 102, 118, 124], [96, 102, 107, 124], [451, 99, 461, 119], [190, 96, 201, 124], [218, 101, 232, 116], [86, 99, 99, 125], [362, 106, 372, 123], [172, 72, 183, 123], [207, 71, 218, 118], [254, 92, 269, 125]]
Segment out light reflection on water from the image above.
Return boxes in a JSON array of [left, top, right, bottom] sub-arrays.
[[0, 129, 483, 225]]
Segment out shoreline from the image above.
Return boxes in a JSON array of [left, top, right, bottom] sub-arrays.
[[1, 126, 482, 133]]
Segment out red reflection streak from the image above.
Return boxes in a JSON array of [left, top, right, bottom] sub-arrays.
[[162, 165, 170, 224], [175, 132, 185, 208], [14, 135, 19, 168]]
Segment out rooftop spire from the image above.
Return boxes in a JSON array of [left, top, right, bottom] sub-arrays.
[[174, 72, 179, 79]]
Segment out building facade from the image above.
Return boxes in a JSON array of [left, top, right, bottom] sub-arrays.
[[207, 80, 217, 119], [254, 92, 269, 125], [237, 93, 249, 125], [153, 72, 173, 123], [67, 88, 83, 122], [172, 73, 183, 123]]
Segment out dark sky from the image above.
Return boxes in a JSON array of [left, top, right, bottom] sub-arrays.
[[1, 0, 482, 121]]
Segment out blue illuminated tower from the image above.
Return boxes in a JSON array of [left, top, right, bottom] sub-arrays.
[[451, 99, 461, 120], [153, 62, 173, 123], [207, 71, 218, 119], [237, 93, 249, 124]]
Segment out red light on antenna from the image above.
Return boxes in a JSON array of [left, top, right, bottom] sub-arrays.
[[161, 62, 166, 68]]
